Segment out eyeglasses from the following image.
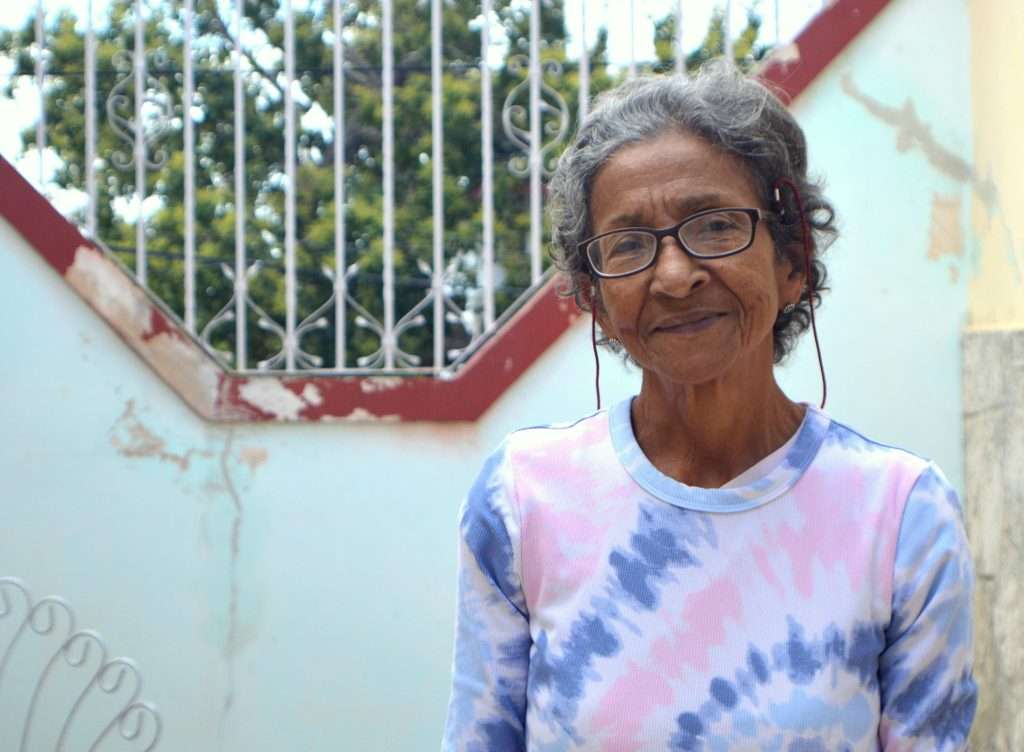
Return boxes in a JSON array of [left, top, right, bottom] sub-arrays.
[[580, 207, 777, 279]]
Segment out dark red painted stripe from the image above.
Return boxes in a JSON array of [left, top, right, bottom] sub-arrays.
[[0, 156, 95, 275], [759, 0, 891, 102]]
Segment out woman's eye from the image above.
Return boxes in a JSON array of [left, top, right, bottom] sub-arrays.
[[704, 218, 740, 233], [608, 234, 648, 255]]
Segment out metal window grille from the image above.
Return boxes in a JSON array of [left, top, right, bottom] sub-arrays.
[[7, 0, 797, 376]]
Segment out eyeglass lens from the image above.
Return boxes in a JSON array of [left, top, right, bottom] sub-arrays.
[[587, 209, 754, 276]]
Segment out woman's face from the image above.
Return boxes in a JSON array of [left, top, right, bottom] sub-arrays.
[[588, 129, 801, 386]]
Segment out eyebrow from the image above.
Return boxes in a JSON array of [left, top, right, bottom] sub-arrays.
[[597, 191, 740, 229]]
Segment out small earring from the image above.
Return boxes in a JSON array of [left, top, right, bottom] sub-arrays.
[[782, 303, 796, 314]]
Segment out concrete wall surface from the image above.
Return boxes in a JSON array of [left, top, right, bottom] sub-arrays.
[[964, 329, 1024, 751], [0, 0, 985, 749], [964, 1, 1024, 748]]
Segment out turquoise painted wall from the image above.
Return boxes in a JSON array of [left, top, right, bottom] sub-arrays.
[[777, 0, 972, 493], [0, 0, 972, 748]]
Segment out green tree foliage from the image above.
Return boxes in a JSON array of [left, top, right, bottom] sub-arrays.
[[1, 0, 764, 370]]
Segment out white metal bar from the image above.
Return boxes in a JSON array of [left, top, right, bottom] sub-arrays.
[[480, 0, 495, 330], [675, 0, 685, 75], [724, 0, 734, 64], [85, 0, 97, 236], [382, 0, 395, 368], [578, 0, 589, 122], [284, 0, 297, 370], [628, 0, 637, 79], [775, 0, 781, 44], [528, 0, 541, 284], [183, 0, 195, 331], [35, 0, 45, 186], [431, 0, 444, 371], [234, 0, 247, 369], [134, 0, 146, 284], [333, 0, 346, 368]]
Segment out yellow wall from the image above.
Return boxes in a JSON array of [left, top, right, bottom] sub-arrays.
[[969, 1, 1024, 327]]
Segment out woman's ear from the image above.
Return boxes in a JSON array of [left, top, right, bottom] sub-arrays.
[[577, 276, 599, 311], [579, 277, 614, 333], [775, 244, 806, 306]]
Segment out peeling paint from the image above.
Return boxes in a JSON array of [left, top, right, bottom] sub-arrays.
[[237, 378, 308, 421], [325, 407, 401, 422], [238, 446, 268, 471], [839, 75, 997, 211], [300, 383, 323, 406], [58, 244, 575, 423], [66, 246, 222, 418], [928, 194, 964, 261], [110, 399, 212, 470], [359, 376, 403, 394]]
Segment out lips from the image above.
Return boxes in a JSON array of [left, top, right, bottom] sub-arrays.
[[653, 310, 727, 333]]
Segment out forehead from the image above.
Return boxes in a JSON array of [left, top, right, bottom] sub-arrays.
[[589, 130, 760, 229]]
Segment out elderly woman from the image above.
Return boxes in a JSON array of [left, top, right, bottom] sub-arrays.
[[442, 64, 976, 751]]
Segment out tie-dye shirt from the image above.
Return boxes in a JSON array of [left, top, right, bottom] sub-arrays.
[[442, 399, 976, 751]]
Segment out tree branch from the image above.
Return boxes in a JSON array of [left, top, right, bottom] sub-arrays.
[[206, 3, 311, 114]]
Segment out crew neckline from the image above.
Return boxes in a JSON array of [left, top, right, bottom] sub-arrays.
[[721, 424, 801, 489], [608, 396, 831, 513]]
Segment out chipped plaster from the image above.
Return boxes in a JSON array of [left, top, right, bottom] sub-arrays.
[[336, 407, 400, 422], [300, 383, 323, 406], [237, 379, 309, 421], [66, 245, 222, 418], [359, 377, 403, 394], [110, 399, 213, 470], [839, 74, 996, 210], [238, 446, 269, 471]]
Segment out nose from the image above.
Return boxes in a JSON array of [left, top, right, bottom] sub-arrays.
[[648, 235, 710, 298]]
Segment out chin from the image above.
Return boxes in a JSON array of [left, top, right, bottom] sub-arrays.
[[642, 350, 742, 387]]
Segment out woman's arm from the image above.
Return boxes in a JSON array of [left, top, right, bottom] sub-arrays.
[[878, 463, 978, 750], [442, 445, 531, 752]]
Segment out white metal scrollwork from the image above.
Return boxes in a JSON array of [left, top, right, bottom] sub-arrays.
[[501, 55, 571, 179], [0, 577, 162, 752], [105, 49, 174, 173]]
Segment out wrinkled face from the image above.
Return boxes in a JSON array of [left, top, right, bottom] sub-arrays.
[[588, 130, 800, 385]]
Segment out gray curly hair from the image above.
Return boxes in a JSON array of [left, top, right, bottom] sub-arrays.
[[548, 61, 838, 364]]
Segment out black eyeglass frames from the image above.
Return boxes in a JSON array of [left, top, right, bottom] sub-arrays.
[[580, 207, 778, 279]]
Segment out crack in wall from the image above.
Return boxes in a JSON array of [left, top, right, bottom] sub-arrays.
[[110, 400, 213, 470], [839, 73, 997, 210], [217, 428, 242, 748], [838, 74, 1024, 289]]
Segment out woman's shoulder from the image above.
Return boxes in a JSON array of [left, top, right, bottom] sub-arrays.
[[818, 411, 931, 470], [814, 410, 957, 504], [467, 408, 611, 490], [503, 407, 612, 459]]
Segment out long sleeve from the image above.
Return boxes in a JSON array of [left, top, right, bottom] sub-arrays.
[[878, 463, 978, 750], [442, 445, 531, 752]]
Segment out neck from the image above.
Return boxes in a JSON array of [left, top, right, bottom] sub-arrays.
[[631, 350, 805, 488]]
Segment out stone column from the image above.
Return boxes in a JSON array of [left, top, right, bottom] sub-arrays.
[[964, 327, 1024, 751]]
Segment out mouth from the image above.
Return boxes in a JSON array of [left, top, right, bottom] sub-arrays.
[[653, 312, 727, 335]]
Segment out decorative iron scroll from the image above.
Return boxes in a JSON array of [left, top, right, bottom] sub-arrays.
[[0, 577, 162, 751], [501, 54, 571, 178], [106, 49, 175, 173]]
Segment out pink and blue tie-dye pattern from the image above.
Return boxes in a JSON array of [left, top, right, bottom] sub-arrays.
[[442, 400, 976, 751]]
